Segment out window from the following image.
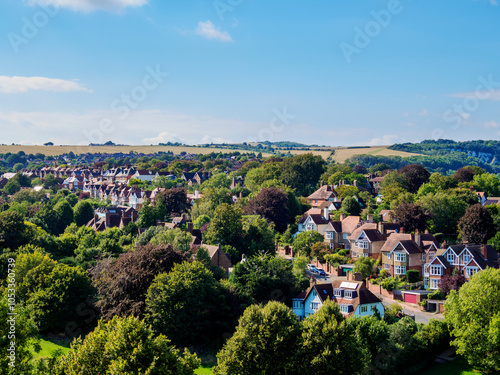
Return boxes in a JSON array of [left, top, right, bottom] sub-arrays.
[[430, 266, 442, 276], [387, 253, 392, 260], [463, 253, 470, 263], [422, 253, 426, 262], [395, 253, 406, 262], [430, 279, 440, 290], [447, 252, 455, 263], [429, 252, 435, 261], [312, 290, 317, 297], [384, 264, 390, 270], [395, 266, 406, 275], [340, 305, 349, 314], [306, 224, 314, 231], [352, 252, 357, 258], [311, 303, 320, 311], [360, 306, 368, 313], [466, 267, 478, 277], [345, 291, 357, 299], [343, 234, 348, 239], [325, 232, 333, 240], [334, 289, 344, 298], [357, 241, 369, 249]]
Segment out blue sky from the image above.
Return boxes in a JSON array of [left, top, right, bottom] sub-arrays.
[[0, 0, 499, 146]]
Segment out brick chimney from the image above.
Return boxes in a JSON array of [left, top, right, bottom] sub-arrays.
[[367, 214, 374, 223], [482, 244, 488, 260], [378, 221, 386, 235], [340, 213, 346, 221], [310, 275, 317, 287], [400, 227, 405, 234], [353, 272, 363, 282], [415, 229, 421, 247]]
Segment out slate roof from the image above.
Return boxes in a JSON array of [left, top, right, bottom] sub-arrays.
[[308, 185, 336, 200]]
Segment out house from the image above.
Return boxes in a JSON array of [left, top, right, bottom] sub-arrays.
[[87, 206, 138, 231], [380, 231, 439, 277], [482, 197, 500, 206], [349, 223, 386, 260], [293, 278, 384, 320], [132, 170, 156, 182], [307, 184, 338, 208], [424, 244, 499, 289], [196, 244, 233, 276]]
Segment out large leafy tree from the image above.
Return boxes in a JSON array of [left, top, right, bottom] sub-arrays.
[[91, 243, 185, 320], [229, 254, 308, 304], [418, 192, 468, 235], [154, 187, 189, 221], [394, 203, 429, 233], [445, 268, 500, 373], [243, 216, 276, 257], [469, 173, 500, 197], [245, 187, 290, 232], [203, 203, 243, 250], [399, 164, 430, 193], [73, 200, 94, 227], [341, 196, 362, 216], [458, 204, 496, 244], [300, 300, 368, 374], [279, 154, 325, 196], [214, 302, 302, 375], [0, 210, 28, 250], [53, 316, 200, 375], [353, 256, 377, 280], [293, 230, 324, 258], [145, 261, 232, 347], [54, 200, 74, 234]]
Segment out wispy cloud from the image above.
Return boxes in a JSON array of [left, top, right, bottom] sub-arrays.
[[0, 76, 92, 93], [26, 0, 148, 13], [449, 90, 500, 101], [368, 134, 399, 146], [195, 21, 232, 42]]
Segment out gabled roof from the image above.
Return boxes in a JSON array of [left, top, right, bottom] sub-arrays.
[[381, 233, 412, 252], [308, 185, 336, 200], [349, 223, 377, 241], [466, 245, 499, 269], [341, 216, 362, 234], [396, 240, 423, 254], [307, 214, 329, 225], [325, 221, 342, 233]]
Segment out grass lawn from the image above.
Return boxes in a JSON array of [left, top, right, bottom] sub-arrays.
[[195, 365, 214, 375], [417, 357, 480, 375], [31, 337, 71, 360]]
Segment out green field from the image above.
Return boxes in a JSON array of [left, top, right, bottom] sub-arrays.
[[195, 365, 214, 374], [31, 337, 71, 360], [417, 357, 479, 375]]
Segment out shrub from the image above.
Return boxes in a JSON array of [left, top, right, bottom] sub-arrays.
[[406, 269, 420, 284]]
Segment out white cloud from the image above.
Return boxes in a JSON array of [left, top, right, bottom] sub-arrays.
[[26, 0, 148, 13], [195, 21, 232, 42], [368, 135, 399, 146], [142, 131, 182, 144], [0, 76, 91, 93], [484, 121, 500, 129]]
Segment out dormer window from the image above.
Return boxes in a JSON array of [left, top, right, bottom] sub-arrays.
[[334, 289, 344, 298], [344, 290, 357, 299], [463, 253, 470, 263], [447, 252, 455, 263]]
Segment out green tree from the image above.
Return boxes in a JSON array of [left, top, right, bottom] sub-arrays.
[[445, 268, 500, 373], [137, 199, 157, 228], [354, 256, 377, 280], [73, 200, 95, 227], [3, 180, 21, 195], [418, 192, 468, 235], [204, 203, 243, 250], [399, 164, 430, 193], [0, 288, 40, 375], [146, 261, 232, 347], [336, 185, 360, 199], [243, 216, 276, 257], [293, 230, 324, 257], [54, 316, 199, 375], [394, 203, 429, 233], [0, 211, 28, 250], [244, 187, 291, 232], [341, 196, 362, 216], [300, 300, 368, 374], [229, 254, 307, 304], [54, 200, 74, 234], [214, 302, 301, 375], [469, 173, 500, 197], [458, 204, 496, 244]]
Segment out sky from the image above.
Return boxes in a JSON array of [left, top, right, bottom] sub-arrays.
[[0, 0, 500, 147]]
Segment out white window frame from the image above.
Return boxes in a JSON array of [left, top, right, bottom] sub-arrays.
[[325, 232, 333, 240], [311, 302, 320, 311], [340, 305, 349, 314], [430, 265, 442, 276], [447, 252, 455, 263], [357, 241, 369, 249], [430, 279, 439, 290], [334, 289, 343, 298], [384, 264, 390, 270], [463, 254, 470, 263], [395, 266, 406, 275], [306, 224, 314, 231], [395, 253, 406, 262], [387, 253, 392, 260], [466, 267, 478, 277]]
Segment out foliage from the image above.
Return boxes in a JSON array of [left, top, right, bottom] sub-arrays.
[[438, 273, 466, 296], [0, 210, 28, 250], [146, 261, 233, 347], [91, 243, 185, 320], [341, 196, 362, 216], [229, 254, 308, 304], [53, 316, 200, 375], [244, 187, 290, 232], [203, 204, 243, 252], [73, 200, 95, 227], [418, 192, 468, 236], [380, 277, 400, 292], [213, 302, 302, 375], [293, 230, 324, 257], [445, 268, 500, 373], [394, 203, 429, 233], [353, 256, 376, 280], [458, 204, 496, 244], [399, 164, 431, 193]]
